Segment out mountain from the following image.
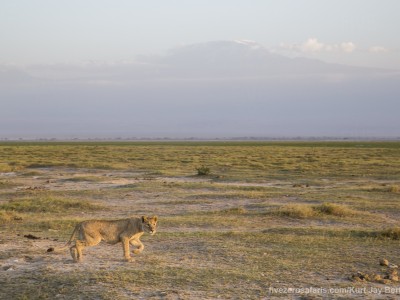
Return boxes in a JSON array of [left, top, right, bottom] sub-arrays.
[[139, 40, 382, 79], [1, 41, 399, 139], [3, 40, 392, 85], [0, 65, 38, 86]]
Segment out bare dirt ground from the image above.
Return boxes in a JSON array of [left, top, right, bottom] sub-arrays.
[[1, 169, 263, 299], [1, 168, 400, 299]]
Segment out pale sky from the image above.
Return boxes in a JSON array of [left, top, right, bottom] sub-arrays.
[[1, 0, 400, 68], [1, 1, 399, 139]]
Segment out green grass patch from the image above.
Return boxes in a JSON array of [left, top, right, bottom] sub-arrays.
[[218, 207, 248, 215], [0, 195, 103, 213], [1, 141, 400, 180], [63, 176, 104, 182]]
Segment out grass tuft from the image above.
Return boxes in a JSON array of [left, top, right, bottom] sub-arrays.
[[314, 202, 357, 217], [220, 207, 247, 215], [276, 204, 316, 219], [196, 166, 211, 176]]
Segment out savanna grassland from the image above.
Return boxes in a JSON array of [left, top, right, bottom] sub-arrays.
[[1, 141, 400, 299]]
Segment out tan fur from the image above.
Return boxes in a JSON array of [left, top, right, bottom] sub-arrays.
[[64, 215, 157, 262]]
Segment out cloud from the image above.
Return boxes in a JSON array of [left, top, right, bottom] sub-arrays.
[[369, 46, 388, 53], [340, 42, 356, 53], [281, 38, 356, 53], [300, 38, 325, 52]]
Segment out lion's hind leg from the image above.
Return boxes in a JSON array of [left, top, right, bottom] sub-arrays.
[[70, 240, 86, 262], [70, 244, 79, 262], [70, 235, 102, 263]]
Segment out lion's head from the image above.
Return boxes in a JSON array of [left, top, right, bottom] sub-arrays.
[[142, 215, 158, 235]]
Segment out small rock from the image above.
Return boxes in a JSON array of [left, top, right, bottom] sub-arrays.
[[47, 247, 55, 253], [380, 258, 389, 266]]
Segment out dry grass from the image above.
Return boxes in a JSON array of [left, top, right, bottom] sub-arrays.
[[376, 227, 400, 240], [389, 185, 399, 193], [275, 202, 360, 219], [1, 141, 400, 181], [0, 210, 22, 224], [314, 202, 358, 217], [1, 141, 400, 299], [275, 204, 317, 218]]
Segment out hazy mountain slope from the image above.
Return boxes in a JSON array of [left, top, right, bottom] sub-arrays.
[[1, 41, 399, 139]]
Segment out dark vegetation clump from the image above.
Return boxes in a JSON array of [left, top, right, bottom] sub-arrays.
[[196, 166, 211, 176]]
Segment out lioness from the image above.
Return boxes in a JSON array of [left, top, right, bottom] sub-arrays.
[[63, 215, 157, 262]]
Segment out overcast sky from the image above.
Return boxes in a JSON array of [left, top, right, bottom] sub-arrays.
[[1, 0, 400, 68], [1, 1, 399, 139]]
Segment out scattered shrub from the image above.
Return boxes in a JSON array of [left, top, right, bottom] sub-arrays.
[[196, 166, 211, 176]]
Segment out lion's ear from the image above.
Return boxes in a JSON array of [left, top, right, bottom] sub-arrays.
[[141, 216, 148, 223], [153, 216, 158, 222]]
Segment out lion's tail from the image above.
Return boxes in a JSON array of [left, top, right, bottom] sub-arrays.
[[47, 223, 80, 253]]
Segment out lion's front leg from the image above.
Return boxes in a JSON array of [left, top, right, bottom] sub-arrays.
[[130, 239, 144, 254], [121, 237, 134, 262]]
